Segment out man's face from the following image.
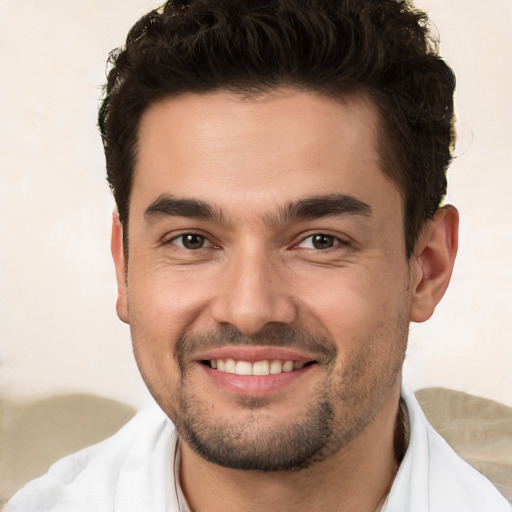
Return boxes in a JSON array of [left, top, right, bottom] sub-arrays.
[[113, 90, 415, 471]]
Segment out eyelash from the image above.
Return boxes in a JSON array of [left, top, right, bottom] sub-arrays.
[[166, 232, 215, 250], [295, 233, 349, 251]]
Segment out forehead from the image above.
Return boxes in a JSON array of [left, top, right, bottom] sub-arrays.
[[132, 89, 401, 223]]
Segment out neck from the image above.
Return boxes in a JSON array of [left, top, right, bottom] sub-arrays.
[[179, 386, 404, 512]]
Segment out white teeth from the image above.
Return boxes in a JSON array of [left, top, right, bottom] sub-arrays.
[[282, 361, 294, 372], [235, 360, 252, 376], [269, 360, 283, 374], [209, 359, 308, 375], [224, 358, 236, 374], [252, 360, 270, 376]]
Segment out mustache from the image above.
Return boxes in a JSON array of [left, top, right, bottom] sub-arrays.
[[176, 323, 337, 362]]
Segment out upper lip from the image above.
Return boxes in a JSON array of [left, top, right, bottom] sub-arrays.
[[195, 346, 317, 363]]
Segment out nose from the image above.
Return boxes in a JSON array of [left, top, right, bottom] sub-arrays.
[[210, 249, 298, 334]]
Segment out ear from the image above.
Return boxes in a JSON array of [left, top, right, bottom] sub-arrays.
[[409, 205, 459, 323], [111, 211, 130, 324]]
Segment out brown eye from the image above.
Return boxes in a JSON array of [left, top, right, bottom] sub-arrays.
[[173, 233, 210, 249], [311, 234, 335, 250], [297, 233, 342, 250]]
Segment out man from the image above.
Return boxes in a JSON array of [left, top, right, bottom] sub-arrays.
[[5, 0, 510, 510]]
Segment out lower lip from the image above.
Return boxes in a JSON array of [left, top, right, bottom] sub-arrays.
[[199, 364, 315, 397]]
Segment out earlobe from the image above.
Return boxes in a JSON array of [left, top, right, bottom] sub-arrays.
[[111, 212, 130, 324], [409, 205, 459, 323]]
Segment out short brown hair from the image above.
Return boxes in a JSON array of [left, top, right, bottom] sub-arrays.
[[99, 0, 455, 256]]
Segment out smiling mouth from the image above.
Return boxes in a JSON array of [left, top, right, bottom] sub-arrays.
[[202, 359, 317, 376]]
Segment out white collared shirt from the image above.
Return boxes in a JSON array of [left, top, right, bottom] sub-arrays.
[[5, 388, 510, 511]]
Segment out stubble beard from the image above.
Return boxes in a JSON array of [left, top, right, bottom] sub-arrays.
[[177, 377, 339, 471], [162, 322, 408, 473]]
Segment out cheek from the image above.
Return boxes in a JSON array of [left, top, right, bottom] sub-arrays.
[[298, 263, 410, 358], [128, 264, 212, 328], [125, 275, 186, 384], [125, 265, 220, 390], [129, 311, 186, 418], [297, 267, 393, 329]]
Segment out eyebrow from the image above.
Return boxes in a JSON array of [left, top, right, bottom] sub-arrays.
[[272, 194, 372, 225], [144, 195, 225, 223], [144, 193, 372, 225]]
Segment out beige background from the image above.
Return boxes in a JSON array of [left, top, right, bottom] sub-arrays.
[[0, 0, 511, 411]]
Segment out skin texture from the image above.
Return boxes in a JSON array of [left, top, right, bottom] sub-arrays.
[[111, 90, 458, 511]]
